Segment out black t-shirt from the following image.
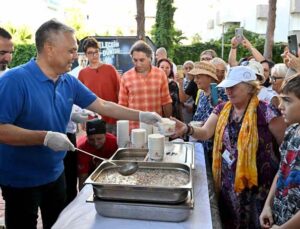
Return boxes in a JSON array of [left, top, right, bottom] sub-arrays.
[[185, 80, 198, 101]]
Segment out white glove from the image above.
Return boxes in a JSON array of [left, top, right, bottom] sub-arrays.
[[71, 111, 89, 123], [139, 111, 162, 125], [43, 131, 75, 152]]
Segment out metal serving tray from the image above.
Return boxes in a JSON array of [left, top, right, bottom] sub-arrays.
[[110, 142, 195, 169], [86, 190, 194, 222], [85, 161, 192, 204], [109, 148, 148, 161]]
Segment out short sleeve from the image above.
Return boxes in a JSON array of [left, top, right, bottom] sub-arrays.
[[0, 76, 24, 124], [72, 77, 97, 108]]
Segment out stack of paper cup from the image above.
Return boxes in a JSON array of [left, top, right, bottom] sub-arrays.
[[131, 128, 146, 148], [117, 120, 129, 148], [139, 122, 153, 143], [148, 134, 165, 161]]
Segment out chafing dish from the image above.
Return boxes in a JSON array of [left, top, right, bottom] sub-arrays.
[[86, 190, 194, 222], [85, 161, 192, 203], [109, 148, 148, 161], [110, 142, 195, 169]]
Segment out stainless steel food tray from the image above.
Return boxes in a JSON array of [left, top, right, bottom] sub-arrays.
[[164, 142, 195, 169], [86, 190, 194, 222], [110, 142, 195, 169], [85, 161, 192, 203], [109, 148, 148, 161]]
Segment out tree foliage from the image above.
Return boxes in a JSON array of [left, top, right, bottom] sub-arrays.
[[173, 26, 285, 65], [151, 0, 182, 58], [9, 44, 36, 68]]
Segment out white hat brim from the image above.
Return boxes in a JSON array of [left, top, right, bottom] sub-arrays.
[[217, 80, 241, 88]]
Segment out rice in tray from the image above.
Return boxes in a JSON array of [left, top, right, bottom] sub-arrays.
[[96, 168, 189, 187]]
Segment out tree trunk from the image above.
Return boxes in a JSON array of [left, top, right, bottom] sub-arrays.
[[263, 0, 277, 60], [136, 0, 145, 40]]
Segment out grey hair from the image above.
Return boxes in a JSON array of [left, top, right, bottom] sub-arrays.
[[210, 57, 227, 68], [183, 60, 194, 67], [156, 47, 167, 55], [35, 19, 75, 53], [271, 63, 288, 78]]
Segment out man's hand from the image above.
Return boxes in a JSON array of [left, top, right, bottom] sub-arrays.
[[259, 205, 274, 228], [139, 112, 162, 125], [43, 131, 75, 151], [71, 111, 91, 123]]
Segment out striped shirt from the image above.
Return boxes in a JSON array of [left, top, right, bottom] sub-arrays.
[[119, 66, 172, 129]]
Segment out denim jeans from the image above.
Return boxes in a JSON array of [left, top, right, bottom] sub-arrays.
[[1, 172, 66, 229]]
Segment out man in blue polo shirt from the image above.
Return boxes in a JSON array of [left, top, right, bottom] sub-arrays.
[[0, 19, 161, 229]]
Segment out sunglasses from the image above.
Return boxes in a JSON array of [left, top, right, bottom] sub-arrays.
[[270, 76, 285, 82]]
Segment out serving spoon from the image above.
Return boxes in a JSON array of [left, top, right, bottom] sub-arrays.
[[75, 148, 138, 176]]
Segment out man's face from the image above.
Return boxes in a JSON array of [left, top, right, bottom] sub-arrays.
[[47, 32, 78, 75], [131, 51, 151, 74], [87, 133, 106, 150], [200, 54, 213, 61], [261, 62, 270, 79], [0, 36, 13, 71], [279, 92, 300, 125]]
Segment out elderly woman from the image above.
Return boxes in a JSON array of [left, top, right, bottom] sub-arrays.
[[157, 58, 182, 120], [173, 66, 286, 229], [190, 61, 228, 158], [271, 63, 288, 94], [269, 64, 288, 108], [210, 57, 227, 82]]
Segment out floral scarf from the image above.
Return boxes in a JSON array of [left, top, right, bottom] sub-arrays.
[[212, 96, 259, 193]]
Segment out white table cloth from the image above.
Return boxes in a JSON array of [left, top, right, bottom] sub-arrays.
[[52, 143, 212, 229]]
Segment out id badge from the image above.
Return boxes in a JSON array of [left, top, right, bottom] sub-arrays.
[[222, 149, 236, 167]]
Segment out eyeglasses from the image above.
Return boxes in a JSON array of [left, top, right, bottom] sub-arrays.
[[240, 60, 249, 66], [0, 50, 14, 56], [184, 66, 193, 70], [270, 76, 285, 82], [86, 50, 99, 56], [200, 57, 212, 61]]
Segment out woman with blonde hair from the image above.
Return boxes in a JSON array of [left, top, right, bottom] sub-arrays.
[[172, 66, 286, 228]]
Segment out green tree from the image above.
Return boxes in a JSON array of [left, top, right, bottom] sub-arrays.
[[4, 23, 33, 44], [151, 0, 177, 57], [191, 33, 202, 44]]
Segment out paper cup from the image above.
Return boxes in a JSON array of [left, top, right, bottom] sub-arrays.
[[117, 120, 129, 148], [157, 118, 176, 136], [131, 128, 146, 148], [148, 134, 165, 161]]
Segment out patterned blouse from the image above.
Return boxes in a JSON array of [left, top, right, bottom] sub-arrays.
[[273, 123, 300, 225], [213, 101, 281, 229], [193, 88, 227, 153]]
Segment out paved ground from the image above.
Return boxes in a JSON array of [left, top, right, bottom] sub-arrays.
[[204, 152, 223, 229]]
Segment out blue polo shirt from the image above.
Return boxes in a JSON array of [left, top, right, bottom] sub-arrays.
[[0, 59, 97, 187]]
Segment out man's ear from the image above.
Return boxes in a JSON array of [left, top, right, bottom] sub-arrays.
[[44, 41, 54, 57]]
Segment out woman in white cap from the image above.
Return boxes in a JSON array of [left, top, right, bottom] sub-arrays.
[[172, 66, 286, 229]]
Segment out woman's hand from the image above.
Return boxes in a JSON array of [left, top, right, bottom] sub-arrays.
[[231, 37, 239, 49], [170, 117, 187, 138], [259, 205, 274, 228], [287, 52, 300, 73]]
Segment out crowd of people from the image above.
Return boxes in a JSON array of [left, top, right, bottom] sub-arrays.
[[0, 18, 300, 229]]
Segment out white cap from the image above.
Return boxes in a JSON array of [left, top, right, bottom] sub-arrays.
[[217, 66, 257, 88], [240, 60, 265, 83]]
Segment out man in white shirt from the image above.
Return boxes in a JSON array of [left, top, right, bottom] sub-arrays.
[[0, 28, 13, 77]]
